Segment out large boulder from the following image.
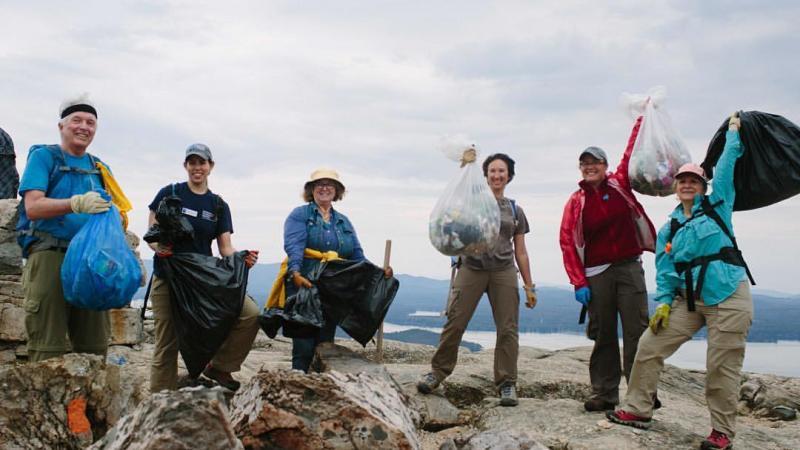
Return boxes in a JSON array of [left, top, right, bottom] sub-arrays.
[[440, 430, 548, 450], [740, 374, 800, 420], [0, 199, 21, 276], [230, 368, 421, 449], [109, 307, 143, 345], [0, 302, 26, 342], [89, 386, 243, 450], [0, 353, 145, 449]]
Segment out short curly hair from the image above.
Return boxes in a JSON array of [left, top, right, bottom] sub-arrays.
[[482, 153, 516, 182], [303, 180, 345, 203]]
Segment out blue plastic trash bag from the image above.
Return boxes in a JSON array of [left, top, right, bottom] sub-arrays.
[[61, 195, 142, 310]]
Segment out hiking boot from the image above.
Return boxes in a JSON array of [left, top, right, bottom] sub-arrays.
[[606, 409, 652, 429], [202, 365, 241, 391], [584, 397, 616, 412], [499, 383, 518, 407], [417, 372, 441, 394], [700, 430, 732, 450]]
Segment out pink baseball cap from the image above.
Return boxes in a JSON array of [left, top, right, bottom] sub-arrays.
[[675, 163, 708, 184]]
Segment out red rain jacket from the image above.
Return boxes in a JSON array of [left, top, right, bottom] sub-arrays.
[[559, 116, 657, 289]]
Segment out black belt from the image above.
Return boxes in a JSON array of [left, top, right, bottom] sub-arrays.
[[674, 247, 754, 312], [29, 246, 68, 254]]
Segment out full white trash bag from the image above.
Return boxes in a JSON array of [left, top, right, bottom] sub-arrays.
[[623, 86, 692, 196], [429, 136, 500, 256]]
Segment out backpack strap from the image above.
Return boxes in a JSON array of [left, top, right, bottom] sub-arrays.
[[670, 196, 756, 311], [508, 198, 519, 228], [699, 197, 735, 247]]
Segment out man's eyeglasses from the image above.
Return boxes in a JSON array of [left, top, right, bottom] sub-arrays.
[[579, 160, 606, 168]]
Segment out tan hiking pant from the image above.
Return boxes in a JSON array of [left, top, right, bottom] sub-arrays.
[[585, 258, 649, 404], [23, 250, 110, 362], [623, 281, 752, 437], [149, 276, 260, 392], [431, 265, 519, 387]]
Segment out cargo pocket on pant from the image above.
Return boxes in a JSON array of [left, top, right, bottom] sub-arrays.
[[586, 307, 598, 341], [710, 304, 752, 350], [22, 260, 42, 314]]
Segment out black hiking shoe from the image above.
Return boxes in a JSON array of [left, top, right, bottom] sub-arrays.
[[499, 383, 518, 407], [202, 366, 241, 391], [606, 409, 652, 429], [584, 397, 617, 412], [417, 372, 441, 394]]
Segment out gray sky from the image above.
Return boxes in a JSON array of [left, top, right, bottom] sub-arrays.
[[2, 1, 799, 295]]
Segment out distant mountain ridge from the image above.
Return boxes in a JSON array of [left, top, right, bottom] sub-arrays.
[[136, 261, 800, 343]]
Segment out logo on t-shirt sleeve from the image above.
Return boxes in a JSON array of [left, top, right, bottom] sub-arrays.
[[201, 210, 218, 222]]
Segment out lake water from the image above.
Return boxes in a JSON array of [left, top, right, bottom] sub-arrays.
[[382, 323, 800, 377]]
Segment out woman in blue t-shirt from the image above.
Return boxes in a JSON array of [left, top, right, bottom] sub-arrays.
[[283, 168, 392, 372], [147, 143, 260, 392]]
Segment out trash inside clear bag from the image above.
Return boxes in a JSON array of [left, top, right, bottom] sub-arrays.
[[622, 86, 692, 196], [429, 139, 500, 256]]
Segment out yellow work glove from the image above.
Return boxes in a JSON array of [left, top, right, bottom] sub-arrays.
[[292, 271, 312, 289], [729, 112, 741, 130], [524, 284, 537, 309], [649, 303, 671, 334], [70, 191, 111, 214]]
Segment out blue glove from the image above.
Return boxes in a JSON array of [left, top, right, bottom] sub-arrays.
[[574, 286, 591, 306]]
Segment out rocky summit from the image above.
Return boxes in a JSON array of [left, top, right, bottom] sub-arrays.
[[1, 334, 798, 450], [0, 194, 797, 449]]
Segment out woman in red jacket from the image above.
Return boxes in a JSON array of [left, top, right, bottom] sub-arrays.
[[559, 117, 657, 412]]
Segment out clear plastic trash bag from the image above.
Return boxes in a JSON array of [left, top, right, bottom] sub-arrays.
[[623, 86, 692, 196], [61, 192, 142, 310], [429, 136, 500, 256]]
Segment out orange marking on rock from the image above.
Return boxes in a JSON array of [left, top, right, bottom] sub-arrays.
[[67, 397, 91, 435]]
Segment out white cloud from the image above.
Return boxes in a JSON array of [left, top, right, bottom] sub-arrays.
[[3, 0, 799, 294]]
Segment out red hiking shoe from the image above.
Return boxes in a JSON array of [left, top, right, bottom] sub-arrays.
[[701, 429, 732, 450], [605, 409, 652, 429]]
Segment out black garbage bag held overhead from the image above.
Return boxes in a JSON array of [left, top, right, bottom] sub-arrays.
[[157, 251, 249, 378], [702, 111, 800, 211]]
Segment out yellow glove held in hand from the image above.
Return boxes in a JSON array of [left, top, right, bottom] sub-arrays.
[[70, 191, 111, 214], [649, 303, 671, 334], [524, 285, 537, 309]]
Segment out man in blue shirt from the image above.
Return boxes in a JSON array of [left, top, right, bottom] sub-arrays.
[[17, 94, 113, 362]]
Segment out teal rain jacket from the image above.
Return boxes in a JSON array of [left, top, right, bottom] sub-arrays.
[[654, 130, 746, 306]]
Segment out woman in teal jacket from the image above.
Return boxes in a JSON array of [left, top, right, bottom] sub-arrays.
[[608, 113, 754, 450]]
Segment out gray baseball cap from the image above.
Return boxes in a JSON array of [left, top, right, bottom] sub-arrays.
[[185, 143, 213, 162], [579, 146, 607, 163]]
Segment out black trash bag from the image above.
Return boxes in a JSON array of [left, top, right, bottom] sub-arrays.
[[258, 260, 399, 346], [158, 251, 249, 378], [259, 263, 326, 340], [702, 111, 800, 211], [143, 194, 194, 245], [316, 260, 400, 347]]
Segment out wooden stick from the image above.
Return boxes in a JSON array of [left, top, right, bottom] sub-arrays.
[[376, 239, 392, 362]]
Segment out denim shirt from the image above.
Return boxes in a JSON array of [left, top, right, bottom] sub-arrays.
[[284, 202, 365, 275], [654, 130, 745, 306]]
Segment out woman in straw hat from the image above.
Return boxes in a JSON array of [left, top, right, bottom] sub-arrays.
[[281, 168, 392, 372]]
